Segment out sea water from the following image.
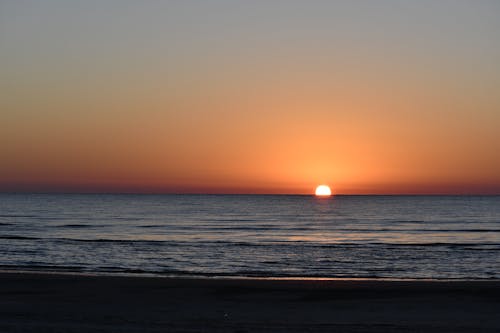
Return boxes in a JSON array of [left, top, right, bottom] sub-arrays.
[[1, 194, 499, 279]]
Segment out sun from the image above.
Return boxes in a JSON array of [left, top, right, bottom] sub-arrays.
[[315, 185, 332, 197]]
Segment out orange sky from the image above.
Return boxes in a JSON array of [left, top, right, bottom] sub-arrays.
[[1, 1, 500, 194]]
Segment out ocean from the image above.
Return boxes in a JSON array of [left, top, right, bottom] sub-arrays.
[[1, 194, 499, 279]]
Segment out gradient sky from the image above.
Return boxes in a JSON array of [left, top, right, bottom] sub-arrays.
[[1, 0, 500, 194]]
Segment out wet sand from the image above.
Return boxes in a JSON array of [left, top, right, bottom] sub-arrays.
[[0, 272, 499, 332]]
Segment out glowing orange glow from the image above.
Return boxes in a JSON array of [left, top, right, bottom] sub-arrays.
[[315, 185, 332, 196]]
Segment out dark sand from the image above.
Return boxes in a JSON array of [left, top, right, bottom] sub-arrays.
[[1, 272, 499, 332]]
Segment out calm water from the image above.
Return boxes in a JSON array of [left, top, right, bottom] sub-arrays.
[[1, 194, 499, 279]]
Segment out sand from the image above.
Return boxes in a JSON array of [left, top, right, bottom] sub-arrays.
[[0, 272, 499, 332]]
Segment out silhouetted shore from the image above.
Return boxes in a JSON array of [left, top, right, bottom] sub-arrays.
[[1, 272, 499, 332]]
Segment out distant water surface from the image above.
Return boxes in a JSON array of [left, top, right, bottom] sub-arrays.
[[1, 194, 499, 279]]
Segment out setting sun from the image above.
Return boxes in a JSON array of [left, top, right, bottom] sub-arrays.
[[315, 185, 332, 197]]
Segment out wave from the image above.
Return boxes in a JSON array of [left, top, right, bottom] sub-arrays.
[[136, 226, 310, 232], [125, 225, 500, 233], [3, 264, 497, 280], [205, 219, 260, 222], [55, 224, 99, 228], [111, 217, 144, 221], [201, 226, 312, 231], [0, 214, 40, 218], [1, 235, 499, 250], [0, 264, 219, 277], [327, 228, 500, 233], [0, 235, 40, 240], [0, 264, 85, 271]]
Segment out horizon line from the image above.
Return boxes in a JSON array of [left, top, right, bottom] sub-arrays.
[[1, 191, 499, 196]]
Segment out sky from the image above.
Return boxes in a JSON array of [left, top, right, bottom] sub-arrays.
[[1, 0, 500, 194]]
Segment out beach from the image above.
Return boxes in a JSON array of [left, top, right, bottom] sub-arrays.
[[1, 272, 499, 332]]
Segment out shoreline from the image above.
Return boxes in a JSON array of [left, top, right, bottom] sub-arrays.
[[1, 271, 499, 332], [2, 268, 499, 282]]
